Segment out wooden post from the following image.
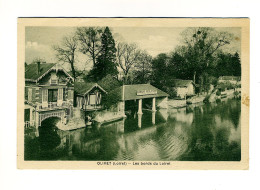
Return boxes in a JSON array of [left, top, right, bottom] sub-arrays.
[[152, 97, 156, 112], [152, 112, 156, 125], [138, 113, 142, 128], [138, 99, 143, 115]]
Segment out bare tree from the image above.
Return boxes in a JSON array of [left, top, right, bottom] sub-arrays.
[[133, 50, 152, 84], [53, 35, 78, 80], [116, 42, 141, 82], [76, 27, 103, 67]]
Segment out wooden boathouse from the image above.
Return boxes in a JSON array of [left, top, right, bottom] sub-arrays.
[[122, 84, 169, 114]]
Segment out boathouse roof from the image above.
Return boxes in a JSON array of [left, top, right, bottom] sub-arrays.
[[25, 63, 73, 82], [122, 84, 169, 101], [75, 82, 107, 96], [172, 79, 195, 88]]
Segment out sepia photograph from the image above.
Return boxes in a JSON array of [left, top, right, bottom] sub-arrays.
[[17, 18, 249, 169]]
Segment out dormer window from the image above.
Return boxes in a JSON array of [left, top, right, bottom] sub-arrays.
[[50, 72, 58, 85]]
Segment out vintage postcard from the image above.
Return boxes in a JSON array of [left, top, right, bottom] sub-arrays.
[[17, 18, 249, 169]]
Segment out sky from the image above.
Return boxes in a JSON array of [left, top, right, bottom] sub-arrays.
[[25, 26, 241, 71]]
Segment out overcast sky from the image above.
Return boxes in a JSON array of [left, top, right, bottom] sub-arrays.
[[25, 26, 241, 71]]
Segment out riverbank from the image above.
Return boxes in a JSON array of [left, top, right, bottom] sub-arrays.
[[168, 99, 186, 108], [187, 95, 206, 104]]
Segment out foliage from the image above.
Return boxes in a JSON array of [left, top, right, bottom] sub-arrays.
[[170, 28, 233, 84], [150, 27, 239, 94], [102, 87, 121, 109], [98, 75, 122, 109], [216, 90, 221, 96], [215, 52, 241, 77], [150, 53, 171, 90], [132, 50, 153, 84], [217, 81, 235, 91], [90, 27, 118, 81]]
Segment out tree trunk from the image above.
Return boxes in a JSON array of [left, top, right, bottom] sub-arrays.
[[193, 71, 196, 83]]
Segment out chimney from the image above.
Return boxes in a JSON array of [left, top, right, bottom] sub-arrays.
[[37, 61, 41, 74]]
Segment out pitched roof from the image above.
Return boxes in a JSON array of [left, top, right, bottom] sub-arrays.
[[74, 82, 107, 96], [25, 63, 73, 82], [25, 63, 56, 81], [122, 84, 168, 101], [172, 79, 194, 87]]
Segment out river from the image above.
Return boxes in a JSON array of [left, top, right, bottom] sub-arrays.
[[24, 98, 241, 161]]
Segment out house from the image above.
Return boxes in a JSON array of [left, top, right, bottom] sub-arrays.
[[74, 82, 107, 111], [24, 62, 74, 128], [218, 76, 241, 85], [172, 79, 196, 99]]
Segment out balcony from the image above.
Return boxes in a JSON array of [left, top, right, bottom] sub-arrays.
[[37, 101, 72, 111]]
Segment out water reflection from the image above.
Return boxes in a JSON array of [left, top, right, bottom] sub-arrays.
[[24, 98, 241, 161]]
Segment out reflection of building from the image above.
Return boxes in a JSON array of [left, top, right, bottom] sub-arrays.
[[171, 79, 196, 99], [24, 62, 74, 128]]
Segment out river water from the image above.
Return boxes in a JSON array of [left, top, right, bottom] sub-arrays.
[[24, 98, 241, 161]]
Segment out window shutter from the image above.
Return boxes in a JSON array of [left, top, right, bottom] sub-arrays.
[[58, 88, 63, 100], [32, 88, 36, 102], [28, 88, 32, 102], [42, 89, 48, 108], [57, 88, 63, 106]]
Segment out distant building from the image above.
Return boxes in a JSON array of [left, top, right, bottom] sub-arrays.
[[218, 76, 241, 85], [24, 62, 74, 128], [172, 79, 196, 99]]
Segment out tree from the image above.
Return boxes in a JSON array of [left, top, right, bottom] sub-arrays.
[[132, 50, 152, 84], [98, 75, 122, 109], [53, 35, 78, 80], [76, 27, 103, 67], [179, 27, 233, 83], [151, 53, 170, 90], [215, 51, 241, 77], [90, 27, 118, 81], [116, 42, 141, 83], [231, 52, 241, 76]]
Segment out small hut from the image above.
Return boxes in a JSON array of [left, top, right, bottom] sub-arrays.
[[75, 82, 107, 111]]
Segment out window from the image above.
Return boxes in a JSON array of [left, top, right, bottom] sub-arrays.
[[89, 94, 96, 105], [48, 89, 58, 102]]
